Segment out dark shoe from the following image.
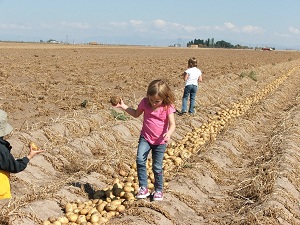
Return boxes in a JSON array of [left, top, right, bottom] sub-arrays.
[[175, 109, 181, 115], [178, 112, 187, 116]]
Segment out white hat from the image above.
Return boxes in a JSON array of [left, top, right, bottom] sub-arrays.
[[0, 109, 13, 137]]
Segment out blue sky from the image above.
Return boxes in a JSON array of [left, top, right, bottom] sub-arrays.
[[1, 0, 300, 49]]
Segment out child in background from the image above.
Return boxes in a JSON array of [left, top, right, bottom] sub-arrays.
[[180, 57, 202, 115], [115, 79, 176, 201], [0, 109, 45, 199]]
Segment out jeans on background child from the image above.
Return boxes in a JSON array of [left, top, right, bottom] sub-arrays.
[[181, 84, 198, 114]]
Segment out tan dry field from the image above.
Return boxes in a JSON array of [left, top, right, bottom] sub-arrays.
[[0, 42, 300, 225]]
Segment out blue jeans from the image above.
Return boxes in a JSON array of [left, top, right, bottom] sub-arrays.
[[181, 84, 198, 113], [136, 136, 166, 192]]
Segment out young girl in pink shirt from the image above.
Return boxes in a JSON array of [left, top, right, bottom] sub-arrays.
[[115, 79, 176, 201]]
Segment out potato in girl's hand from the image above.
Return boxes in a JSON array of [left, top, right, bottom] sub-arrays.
[[29, 141, 39, 151], [110, 96, 121, 106]]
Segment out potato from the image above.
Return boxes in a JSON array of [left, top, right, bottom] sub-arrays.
[[116, 205, 126, 213], [90, 214, 100, 223], [106, 211, 116, 219], [76, 215, 87, 223], [105, 203, 118, 211], [123, 185, 133, 193], [29, 141, 39, 151], [67, 213, 78, 222], [124, 192, 135, 200], [110, 199, 124, 206], [52, 221, 62, 225], [98, 217, 108, 224], [79, 208, 89, 215], [96, 202, 107, 212], [57, 216, 69, 224], [65, 202, 74, 212], [110, 96, 121, 106]]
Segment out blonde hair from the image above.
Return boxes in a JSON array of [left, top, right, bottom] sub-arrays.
[[188, 57, 197, 67], [147, 79, 175, 106]]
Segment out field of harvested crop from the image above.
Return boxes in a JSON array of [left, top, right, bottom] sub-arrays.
[[0, 42, 300, 225]]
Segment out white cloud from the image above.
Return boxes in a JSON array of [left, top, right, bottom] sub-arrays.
[[130, 20, 143, 26], [109, 21, 128, 28], [153, 19, 167, 28], [222, 22, 262, 33], [276, 32, 292, 38], [40, 23, 54, 29], [150, 20, 207, 33], [213, 25, 224, 31], [170, 23, 197, 32], [129, 20, 148, 33], [100, 19, 264, 38], [289, 26, 300, 34], [224, 22, 236, 29], [241, 25, 263, 33], [214, 23, 238, 31], [0, 23, 31, 30], [60, 21, 90, 29], [40, 22, 91, 30]]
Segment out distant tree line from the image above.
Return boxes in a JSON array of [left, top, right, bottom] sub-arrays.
[[187, 38, 251, 49]]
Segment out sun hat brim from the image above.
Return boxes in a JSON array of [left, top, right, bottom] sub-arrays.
[[0, 110, 13, 137], [0, 121, 13, 137]]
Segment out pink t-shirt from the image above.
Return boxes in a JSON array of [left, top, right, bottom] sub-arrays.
[[137, 98, 176, 145]]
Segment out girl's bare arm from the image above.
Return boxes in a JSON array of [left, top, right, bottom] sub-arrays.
[[163, 113, 176, 142], [115, 99, 143, 118]]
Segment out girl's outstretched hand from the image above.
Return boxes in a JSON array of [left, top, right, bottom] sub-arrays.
[[27, 146, 45, 160], [113, 98, 123, 108], [114, 98, 128, 111]]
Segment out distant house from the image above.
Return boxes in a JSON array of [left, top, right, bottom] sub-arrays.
[[47, 39, 58, 44]]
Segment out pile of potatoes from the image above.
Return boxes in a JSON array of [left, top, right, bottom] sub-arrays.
[[42, 178, 128, 225], [42, 198, 122, 225], [42, 67, 297, 225]]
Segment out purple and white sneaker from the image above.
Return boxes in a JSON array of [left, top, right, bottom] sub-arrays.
[[152, 191, 163, 201], [136, 187, 150, 199]]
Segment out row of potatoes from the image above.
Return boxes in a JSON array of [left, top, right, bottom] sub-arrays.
[[42, 67, 297, 225]]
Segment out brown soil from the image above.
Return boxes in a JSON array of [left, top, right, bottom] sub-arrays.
[[0, 42, 300, 225]]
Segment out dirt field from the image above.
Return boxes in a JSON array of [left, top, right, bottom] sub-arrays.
[[0, 42, 300, 225]]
